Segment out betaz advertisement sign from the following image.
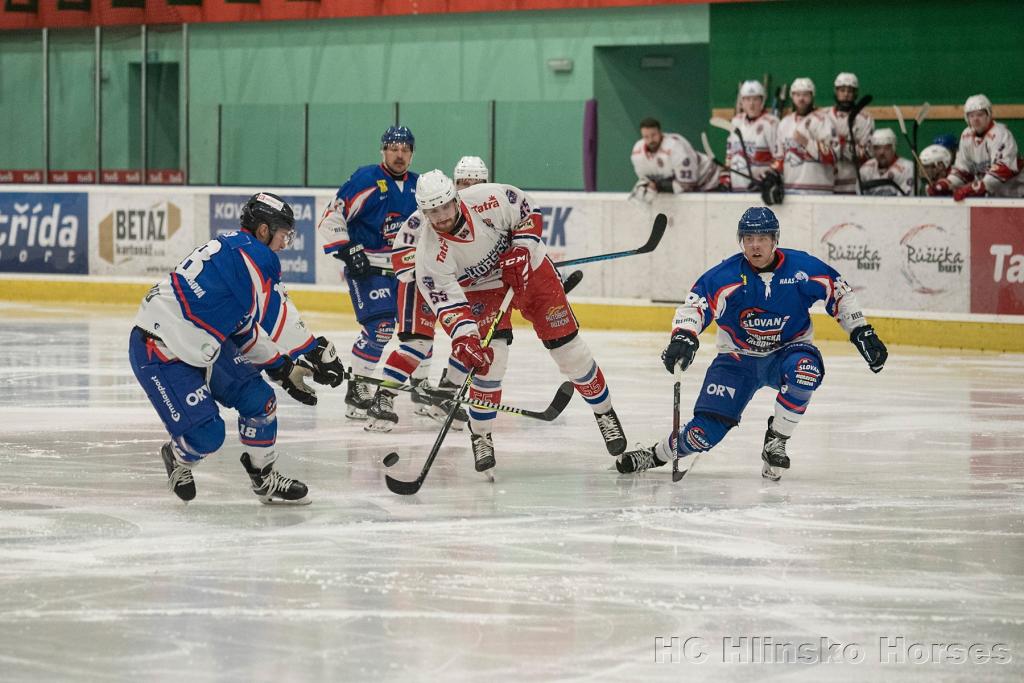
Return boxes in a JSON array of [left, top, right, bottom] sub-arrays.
[[0, 192, 88, 274], [209, 195, 316, 284], [90, 194, 196, 277], [970, 207, 1024, 315]]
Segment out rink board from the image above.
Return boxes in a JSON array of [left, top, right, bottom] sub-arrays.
[[1, 188, 1022, 350]]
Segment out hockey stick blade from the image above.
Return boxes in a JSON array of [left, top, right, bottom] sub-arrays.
[[672, 453, 701, 482], [562, 269, 584, 295], [709, 116, 734, 133], [385, 470, 422, 495], [554, 213, 667, 268], [915, 102, 931, 125], [893, 105, 908, 135]]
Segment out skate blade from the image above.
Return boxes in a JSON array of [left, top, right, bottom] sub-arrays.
[[258, 495, 312, 506], [478, 469, 495, 483], [345, 407, 369, 420], [412, 406, 433, 417], [363, 420, 396, 433], [761, 463, 782, 482]]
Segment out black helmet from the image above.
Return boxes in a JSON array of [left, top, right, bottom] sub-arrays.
[[240, 192, 294, 232]]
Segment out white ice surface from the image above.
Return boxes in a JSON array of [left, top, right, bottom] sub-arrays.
[[0, 301, 1022, 682]]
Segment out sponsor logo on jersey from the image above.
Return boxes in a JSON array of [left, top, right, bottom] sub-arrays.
[[779, 271, 809, 285], [437, 240, 449, 263], [899, 223, 964, 295], [0, 192, 88, 274], [441, 311, 460, 329], [738, 307, 791, 350], [685, 426, 711, 451], [820, 222, 880, 273], [401, 251, 415, 264], [377, 179, 389, 193], [471, 302, 485, 317], [505, 190, 518, 204], [794, 356, 821, 387], [472, 196, 500, 213]]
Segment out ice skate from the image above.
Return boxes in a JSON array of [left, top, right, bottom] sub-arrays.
[[344, 379, 373, 420], [594, 408, 626, 455], [161, 442, 196, 502], [470, 428, 496, 481], [761, 417, 791, 482], [409, 377, 436, 417], [240, 453, 310, 505], [413, 371, 468, 431], [365, 388, 399, 433], [616, 443, 667, 473]]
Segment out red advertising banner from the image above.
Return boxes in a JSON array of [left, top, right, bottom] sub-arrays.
[[970, 206, 1024, 315], [1, 0, 734, 31]]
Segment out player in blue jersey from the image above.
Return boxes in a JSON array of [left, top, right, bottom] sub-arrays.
[[130, 193, 347, 504], [317, 126, 419, 420], [617, 206, 888, 480]]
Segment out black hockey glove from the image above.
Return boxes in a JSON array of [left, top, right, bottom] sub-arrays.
[[760, 170, 784, 205], [301, 336, 346, 388], [266, 357, 317, 406], [334, 242, 370, 279], [661, 329, 699, 373], [850, 325, 887, 373]]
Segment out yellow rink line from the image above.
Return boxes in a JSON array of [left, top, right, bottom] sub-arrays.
[[2, 277, 1022, 353]]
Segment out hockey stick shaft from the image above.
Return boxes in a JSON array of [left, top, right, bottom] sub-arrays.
[[385, 287, 516, 495], [893, 105, 934, 185], [671, 366, 683, 482], [552, 213, 666, 268], [700, 131, 756, 181], [708, 118, 756, 184]]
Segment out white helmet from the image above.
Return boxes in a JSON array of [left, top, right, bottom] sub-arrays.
[[834, 72, 859, 89], [453, 155, 489, 182], [920, 144, 952, 168], [789, 77, 815, 95], [870, 128, 897, 148], [415, 170, 457, 211], [963, 93, 992, 120], [739, 80, 765, 98]]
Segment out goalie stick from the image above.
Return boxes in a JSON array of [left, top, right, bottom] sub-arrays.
[[344, 372, 575, 422], [385, 287, 516, 496]]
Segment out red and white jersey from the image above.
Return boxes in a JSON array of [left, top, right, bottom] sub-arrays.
[[415, 183, 545, 341], [860, 157, 914, 196], [723, 112, 779, 190], [773, 110, 837, 194], [825, 107, 874, 194], [390, 213, 427, 284], [948, 121, 1024, 197], [630, 133, 718, 192]]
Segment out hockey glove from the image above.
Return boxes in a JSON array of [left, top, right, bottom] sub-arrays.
[[334, 242, 371, 279], [715, 174, 732, 192], [926, 178, 952, 196], [498, 246, 531, 295], [850, 325, 888, 373], [953, 179, 987, 202], [629, 179, 656, 205], [760, 170, 784, 205], [302, 336, 346, 388], [452, 335, 495, 375], [661, 329, 699, 373], [266, 357, 317, 406]]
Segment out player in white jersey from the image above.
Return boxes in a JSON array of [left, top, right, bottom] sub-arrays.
[[824, 72, 874, 194], [919, 144, 952, 195], [771, 77, 837, 195], [859, 128, 914, 196], [365, 156, 491, 432], [629, 118, 717, 203], [413, 170, 627, 476], [719, 80, 779, 192], [927, 94, 1024, 200]]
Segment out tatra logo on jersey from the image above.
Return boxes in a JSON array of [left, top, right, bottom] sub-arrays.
[[472, 196, 500, 213]]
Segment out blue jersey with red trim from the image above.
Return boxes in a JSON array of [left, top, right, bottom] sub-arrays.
[[322, 164, 419, 256], [672, 248, 856, 356], [134, 230, 315, 369]]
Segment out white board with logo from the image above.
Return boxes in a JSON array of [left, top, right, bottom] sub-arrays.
[[88, 193, 199, 278]]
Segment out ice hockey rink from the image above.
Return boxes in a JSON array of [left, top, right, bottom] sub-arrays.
[[1, 300, 1022, 682]]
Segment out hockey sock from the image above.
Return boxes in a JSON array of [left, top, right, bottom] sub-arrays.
[[658, 413, 731, 462], [382, 338, 432, 383], [444, 358, 469, 387], [548, 336, 612, 414], [467, 340, 508, 433]]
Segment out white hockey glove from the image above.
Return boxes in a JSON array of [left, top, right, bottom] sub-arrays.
[[629, 179, 656, 205]]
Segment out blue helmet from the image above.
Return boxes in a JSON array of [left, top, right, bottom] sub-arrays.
[[932, 133, 958, 152], [381, 125, 415, 151], [737, 206, 780, 241]]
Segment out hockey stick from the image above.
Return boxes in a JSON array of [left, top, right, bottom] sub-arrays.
[[561, 269, 584, 295], [709, 117, 757, 187], [894, 104, 934, 188], [553, 213, 667, 268], [385, 287, 516, 495], [859, 177, 909, 197], [845, 95, 873, 194], [671, 367, 684, 482], [701, 131, 757, 182]]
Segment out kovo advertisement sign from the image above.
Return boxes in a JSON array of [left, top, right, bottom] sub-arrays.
[[209, 194, 316, 284], [814, 203, 969, 313], [90, 193, 197, 277], [0, 192, 88, 274]]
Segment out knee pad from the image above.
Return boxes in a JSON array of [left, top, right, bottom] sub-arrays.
[[542, 329, 578, 350], [675, 412, 732, 455], [232, 377, 277, 420], [779, 351, 823, 412], [547, 335, 593, 379], [175, 415, 226, 462], [353, 316, 394, 362]]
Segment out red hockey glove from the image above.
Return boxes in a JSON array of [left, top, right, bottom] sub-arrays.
[[498, 246, 531, 295], [953, 179, 987, 202], [926, 178, 952, 196], [452, 335, 494, 375]]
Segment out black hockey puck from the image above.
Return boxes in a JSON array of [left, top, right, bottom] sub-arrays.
[[383, 453, 400, 468]]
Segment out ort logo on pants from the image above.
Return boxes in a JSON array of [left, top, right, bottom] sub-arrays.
[[369, 288, 391, 300], [186, 386, 210, 406], [707, 383, 736, 399]]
